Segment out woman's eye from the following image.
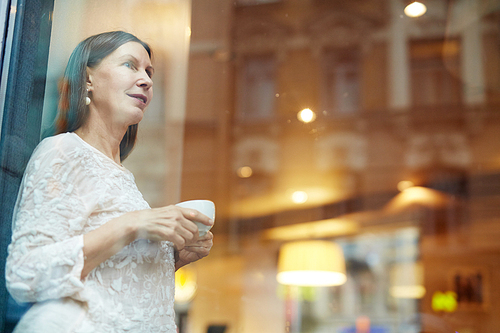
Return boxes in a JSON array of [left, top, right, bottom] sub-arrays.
[[124, 62, 135, 69]]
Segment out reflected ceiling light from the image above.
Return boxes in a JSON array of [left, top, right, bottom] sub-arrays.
[[404, 1, 427, 18], [175, 266, 197, 303], [297, 108, 316, 123], [390, 262, 426, 299], [397, 180, 414, 192], [263, 218, 359, 241], [385, 186, 451, 212], [291, 191, 308, 204], [277, 240, 347, 286], [237, 166, 253, 178]]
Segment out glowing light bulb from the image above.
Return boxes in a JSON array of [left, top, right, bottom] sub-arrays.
[[404, 2, 427, 18], [292, 191, 308, 204], [297, 108, 316, 123], [237, 166, 253, 178]]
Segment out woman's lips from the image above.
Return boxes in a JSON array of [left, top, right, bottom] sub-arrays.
[[127, 94, 148, 105]]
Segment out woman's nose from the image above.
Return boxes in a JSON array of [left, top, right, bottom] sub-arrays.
[[138, 71, 153, 89]]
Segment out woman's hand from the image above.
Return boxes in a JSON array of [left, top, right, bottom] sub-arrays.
[[81, 205, 213, 279], [128, 205, 214, 251], [175, 231, 214, 271]]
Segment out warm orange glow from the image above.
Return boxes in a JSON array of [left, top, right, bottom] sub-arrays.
[[297, 108, 316, 123], [263, 218, 358, 241], [385, 186, 451, 212], [277, 241, 346, 286], [175, 266, 197, 303], [397, 180, 414, 191], [403, 187, 446, 205], [237, 166, 253, 178], [291, 191, 308, 204], [404, 2, 427, 18], [230, 187, 343, 218]]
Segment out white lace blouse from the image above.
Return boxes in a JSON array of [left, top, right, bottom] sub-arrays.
[[6, 132, 177, 333]]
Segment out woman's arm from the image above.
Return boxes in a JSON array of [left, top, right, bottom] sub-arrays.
[[81, 206, 213, 278], [6, 135, 213, 302], [6, 140, 91, 303]]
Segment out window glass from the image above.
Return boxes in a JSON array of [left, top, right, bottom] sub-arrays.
[[3, 0, 500, 332], [182, 1, 500, 333]]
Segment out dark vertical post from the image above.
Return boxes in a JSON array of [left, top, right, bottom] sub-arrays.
[[0, 0, 54, 331]]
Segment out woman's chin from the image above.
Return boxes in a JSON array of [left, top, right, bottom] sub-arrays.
[[128, 111, 145, 126]]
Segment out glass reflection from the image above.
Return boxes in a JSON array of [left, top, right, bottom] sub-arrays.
[[179, 0, 500, 332], [3, 0, 500, 332]]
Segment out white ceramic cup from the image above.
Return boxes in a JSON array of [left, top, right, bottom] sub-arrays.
[[175, 200, 215, 237]]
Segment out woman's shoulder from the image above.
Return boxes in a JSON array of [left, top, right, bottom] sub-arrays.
[[38, 131, 80, 148], [26, 133, 91, 172], [32, 132, 129, 177], [32, 132, 83, 160]]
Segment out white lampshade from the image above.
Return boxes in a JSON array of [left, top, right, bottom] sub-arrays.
[[277, 240, 347, 286], [390, 261, 426, 299]]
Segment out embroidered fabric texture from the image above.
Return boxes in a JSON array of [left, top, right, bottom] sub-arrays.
[[6, 133, 176, 333]]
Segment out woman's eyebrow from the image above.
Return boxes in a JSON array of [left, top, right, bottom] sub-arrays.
[[119, 54, 137, 62], [119, 54, 152, 66]]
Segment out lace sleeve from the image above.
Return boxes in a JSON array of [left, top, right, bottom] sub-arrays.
[[6, 139, 94, 303]]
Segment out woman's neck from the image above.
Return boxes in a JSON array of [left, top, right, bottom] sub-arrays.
[[74, 119, 126, 165]]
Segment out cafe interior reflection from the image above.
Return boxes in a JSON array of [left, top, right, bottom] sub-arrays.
[[6, 0, 500, 332], [169, 1, 499, 332]]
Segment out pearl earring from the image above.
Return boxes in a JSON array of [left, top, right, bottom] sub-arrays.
[[85, 88, 91, 105]]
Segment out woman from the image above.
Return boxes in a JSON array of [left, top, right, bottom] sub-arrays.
[[5, 31, 213, 332]]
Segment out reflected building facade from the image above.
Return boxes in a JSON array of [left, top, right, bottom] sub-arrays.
[[1, 0, 500, 332], [180, 0, 500, 332]]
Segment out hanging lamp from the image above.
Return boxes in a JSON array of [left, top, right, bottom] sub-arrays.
[[277, 240, 347, 287]]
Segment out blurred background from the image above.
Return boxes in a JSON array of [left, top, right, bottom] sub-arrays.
[[1, 0, 500, 332]]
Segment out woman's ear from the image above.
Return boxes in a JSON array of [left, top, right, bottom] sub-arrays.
[[86, 68, 94, 92]]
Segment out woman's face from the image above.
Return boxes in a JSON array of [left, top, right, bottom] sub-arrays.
[[87, 41, 154, 129]]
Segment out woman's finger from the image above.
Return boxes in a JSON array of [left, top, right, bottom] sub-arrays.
[[153, 206, 199, 235], [175, 206, 214, 227], [199, 231, 213, 240], [135, 207, 198, 244]]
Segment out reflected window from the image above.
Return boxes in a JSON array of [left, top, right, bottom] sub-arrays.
[[236, 56, 276, 122], [410, 39, 462, 107], [322, 49, 361, 116]]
